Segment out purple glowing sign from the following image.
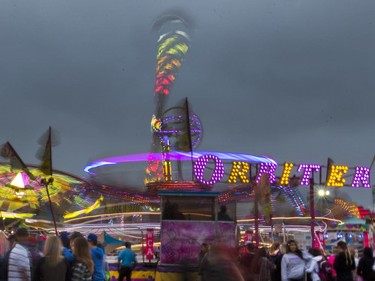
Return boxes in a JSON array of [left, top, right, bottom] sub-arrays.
[[297, 164, 321, 185], [84, 151, 373, 188], [256, 163, 278, 183], [193, 154, 225, 185], [351, 166, 371, 188]]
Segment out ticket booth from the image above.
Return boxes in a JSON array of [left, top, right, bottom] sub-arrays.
[[159, 190, 238, 265]]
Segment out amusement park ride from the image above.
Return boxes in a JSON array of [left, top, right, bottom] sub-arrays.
[[0, 12, 374, 281]]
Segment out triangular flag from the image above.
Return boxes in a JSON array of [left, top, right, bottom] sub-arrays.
[[36, 127, 53, 176], [0, 142, 36, 180]]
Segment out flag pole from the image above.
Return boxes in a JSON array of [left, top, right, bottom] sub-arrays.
[[39, 127, 58, 236], [184, 98, 194, 181], [253, 164, 260, 247], [370, 155, 375, 215], [254, 184, 259, 248], [41, 177, 58, 236], [310, 178, 315, 248], [369, 155, 375, 171]]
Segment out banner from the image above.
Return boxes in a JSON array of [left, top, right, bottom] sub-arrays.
[[145, 228, 154, 260], [364, 231, 369, 247]]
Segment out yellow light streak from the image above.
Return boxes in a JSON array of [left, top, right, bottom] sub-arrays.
[[237, 216, 344, 225], [64, 211, 161, 223]]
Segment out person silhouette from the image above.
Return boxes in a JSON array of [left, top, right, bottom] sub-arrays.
[[218, 205, 232, 221]]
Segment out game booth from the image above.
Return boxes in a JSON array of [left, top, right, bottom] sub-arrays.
[[106, 188, 238, 281]]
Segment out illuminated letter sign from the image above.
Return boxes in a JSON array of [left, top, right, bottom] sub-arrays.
[[297, 164, 321, 185], [228, 161, 250, 183], [194, 154, 225, 185], [280, 162, 294, 186], [256, 163, 277, 184], [326, 165, 348, 187], [189, 154, 372, 188], [351, 166, 371, 188]]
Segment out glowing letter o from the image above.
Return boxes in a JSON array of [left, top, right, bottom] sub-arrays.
[[193, 154, 225, 185]]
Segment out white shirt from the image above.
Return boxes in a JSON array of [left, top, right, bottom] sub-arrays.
[[8, 243, 31, 281]]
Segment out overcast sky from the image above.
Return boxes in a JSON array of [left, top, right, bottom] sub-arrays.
[[1, 0, 374, 209]]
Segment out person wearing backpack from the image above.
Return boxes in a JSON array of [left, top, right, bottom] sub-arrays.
[[327, 251, 337, 280], [356, 247, 375, 281], [318, 256, 334, 281], [306, 248, 325, 281]]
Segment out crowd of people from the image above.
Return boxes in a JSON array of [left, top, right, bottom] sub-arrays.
[[2, 228, 137, 281], [198, 240, 375, 281], [3, 226, 375, 281]]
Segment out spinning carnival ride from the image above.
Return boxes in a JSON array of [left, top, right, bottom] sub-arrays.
[[0, 14, 365, 233]]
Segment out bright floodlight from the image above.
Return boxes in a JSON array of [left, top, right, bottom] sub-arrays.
[[318, 189, 325, 197], [318, 189, 330, 197]]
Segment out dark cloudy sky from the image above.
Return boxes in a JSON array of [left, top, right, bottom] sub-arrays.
[[1, 1, 374, 208]]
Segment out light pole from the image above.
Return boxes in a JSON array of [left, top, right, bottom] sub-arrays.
[[311, 184, 331, 248], [310, 178, 315, 248]]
